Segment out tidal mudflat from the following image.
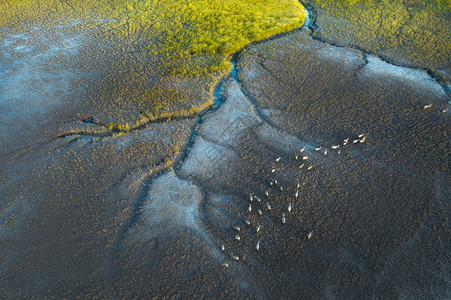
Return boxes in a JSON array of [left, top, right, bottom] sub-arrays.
[[1, 1, 450, 299]]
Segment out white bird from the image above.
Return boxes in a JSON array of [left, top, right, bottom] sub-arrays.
[[344, 138, 349, 143], [424, 104, 432, 109], [295, 155, 299, 160], [256, 225, 261, 232], [288, 203, 292, 212], [297, 183, 300, 188], [280, 186, 283, 191], [338, 150, 342, 154], [221, 262, 229, 267], [235, 234, 240, 241], [232, 254, 239, 261], [358, 134, 364, 138], [250, 194, 253, 201], [332, 145, 339, 149], [234, 226, 240, 231], [266, 202, 271, 210], [295, 190, 299, 198], [248, 204, 252, 212], [257, 209, 262, 216], [307, 231, 312, 239], [265, 191, 269, 197], [353, 139, 359, 144], [256, 196, 261, 202], [300, 147, 305, 152], [324, 149, 327, 155], [282, 213, 286, 224], [276, 157, 281, 162], [315, 147, 321, 151], [274, 179, 278, 184], [302, 156, 308, 160], [299, 163, 305, 169], [245, 220, 251, 226], [307, 165, 313, 170], [271, 169, 276, 173], [256, 241, 260, 251], [221, 244, 225, 251], [270, 181, 273, 186]]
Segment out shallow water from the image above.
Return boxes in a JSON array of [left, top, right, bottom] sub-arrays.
[[215, 59, 238, 106], [304, 8, 311, 28]]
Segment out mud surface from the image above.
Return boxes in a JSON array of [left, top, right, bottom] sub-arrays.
[[1, 5, 450, 300]]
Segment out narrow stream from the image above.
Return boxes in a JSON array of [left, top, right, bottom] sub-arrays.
[[303, 8, 310, 28], [214, 59, 238, 106], [215, 83, 223, 106], [231, 61, 238, 79]]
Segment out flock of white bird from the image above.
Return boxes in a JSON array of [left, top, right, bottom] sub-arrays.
[[219, 133, 369, 267]]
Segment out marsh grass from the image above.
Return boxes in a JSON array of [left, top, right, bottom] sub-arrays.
[[1, 0, 307, 75]]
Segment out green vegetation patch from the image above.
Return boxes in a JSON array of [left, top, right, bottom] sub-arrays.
[[309, 0, 451, 74], [1, 0, 306, 74]]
